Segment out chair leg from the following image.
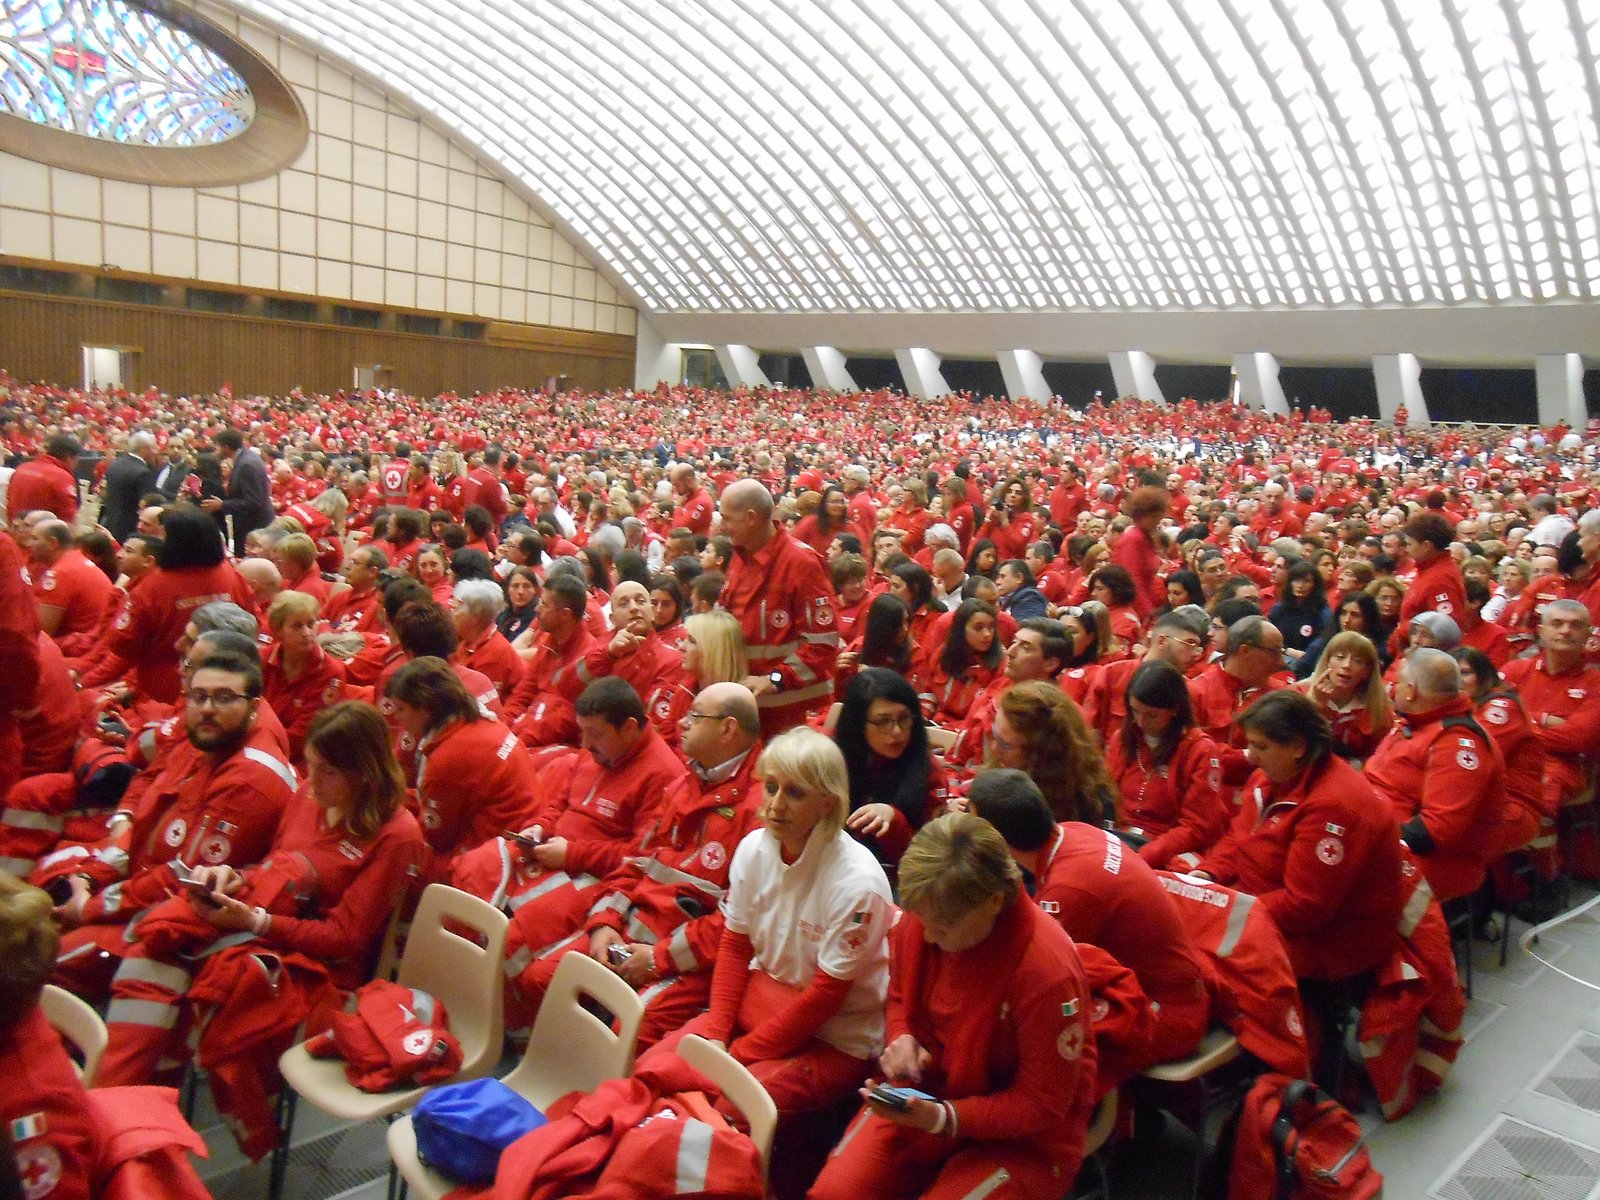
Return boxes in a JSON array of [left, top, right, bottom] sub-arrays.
[[179, 1062, 199, 1122], [1187, 1077, 1209, 1200], [268, 1089, 297, 1200]]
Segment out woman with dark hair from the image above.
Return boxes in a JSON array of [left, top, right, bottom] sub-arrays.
[[887, 561, 940, 674], [579, 545, 612, 597], [1088, 564, 1142, 652], [793, 483, 866, 557], [1451, 646, 1546, 864], [385, 656, 537, 883], [649, 572, 686, 642], [1269, 560, 1331, 667], [1294, 590, 1386, 679], [1366, 576, 1405, 652], [837, 593, 920, 694], [415, 543, 455, 605], [965, 537, 999, 580], [1192, 691, 1406, 980], [986, 681, 1116, 825], [1159, 568, 1205, 616], [498, 565, 540, 646], [977, 476, 1038, 560], [924, 598, 1002, 725], [74, 505, 255, 703], [834, 668, 949, 867], [1104, 661, 1227, 869]]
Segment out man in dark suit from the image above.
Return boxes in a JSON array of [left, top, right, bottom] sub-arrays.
[[202, 429, 273, 555], [100, 430, 159, 542]]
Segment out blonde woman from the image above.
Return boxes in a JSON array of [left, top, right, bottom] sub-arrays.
[[655, 610, 748, 750], [1295, 631, 1393, 764], [635, 728, 893, 1116]]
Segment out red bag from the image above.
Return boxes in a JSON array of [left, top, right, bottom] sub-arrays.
[[1221, 1074, 1382, 1200]]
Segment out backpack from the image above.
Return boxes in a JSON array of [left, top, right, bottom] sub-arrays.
[[413, 1077, 547, 1183], [1212, 1073, 1383, 1200]]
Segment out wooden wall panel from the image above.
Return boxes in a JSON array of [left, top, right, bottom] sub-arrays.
[[0, 292, 635, 397]]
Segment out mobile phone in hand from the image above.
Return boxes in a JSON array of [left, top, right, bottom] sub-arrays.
[[503, 830, 542, 850], [606, 944, 631, 966], [867, 1083, 936, 1111]]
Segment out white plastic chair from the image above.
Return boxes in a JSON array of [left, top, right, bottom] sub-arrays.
[[822, 702, 843, 733], [388, 949, 645, 1199], [925, 725, 958, 753], [676, 1034, 778, 1179], [272, 884, 508, 1199], [40, 983, 108, 1087]]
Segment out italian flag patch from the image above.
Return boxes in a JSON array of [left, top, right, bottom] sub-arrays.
[[11, 1112, 46, 1142]]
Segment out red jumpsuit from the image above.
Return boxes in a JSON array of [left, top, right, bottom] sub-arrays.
[[1364, 697, 1506, 902], [976, 510, 1038, 562], [261, 642, 347, 766], [721, 527, 841, 735], [32, 548, 116, 644], [1187, 663, 1287, 787], [77, 562, 258, 703], [1196, 754, 1405, 981], [923, 661, 998, 726], [1033, 823, 1210, 1079], [503, 626, 597, 748], [20, 633, 79, 777], [1105, 726, 1227, 870], [810, 896, 1097, 1200], [413, 715, 538, 883], [671, 488, 714, 536], [54, 721, 299, 999], [499, 728, 688, 1037], [8, 454, 80, 521], [524, 746, 764, 1046], [99, 787, 425, 1089], [559, 630, 686, 724], [1, 1004, 99, 1200], [456, 624, 525, 702]]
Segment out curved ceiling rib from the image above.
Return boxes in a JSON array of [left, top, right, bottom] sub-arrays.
[[223, 0, 1600, 315]]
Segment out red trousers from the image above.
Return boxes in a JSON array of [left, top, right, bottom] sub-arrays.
[[810, 1108, 1074, 1200], [54, 923, 129, 1002]]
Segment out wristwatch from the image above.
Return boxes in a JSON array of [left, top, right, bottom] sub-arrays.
[[768, 670, 784, 692]]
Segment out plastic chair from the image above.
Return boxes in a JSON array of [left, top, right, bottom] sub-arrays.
[[40, 983, 108, 1087], [677, 1034, 778, 1178], [272, 884, 508, 1200], [1138, 1028, 1244, 1200], [1076, 1089, 1118, 1199], [822, 702, 843, 733], [925, 725, 958, 754], [388, 950, 645, 1199]]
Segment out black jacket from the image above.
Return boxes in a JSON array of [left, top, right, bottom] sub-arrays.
[[100, 452, 156, 542]]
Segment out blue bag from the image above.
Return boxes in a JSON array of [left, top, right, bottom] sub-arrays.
[[413, 1077, 547, 1183]]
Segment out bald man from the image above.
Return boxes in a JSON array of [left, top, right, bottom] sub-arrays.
[[717, 479, 840, 735], [669, 464, 714, 537], [557, 580, 685, 740]]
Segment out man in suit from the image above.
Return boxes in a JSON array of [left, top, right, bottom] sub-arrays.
[[202, 429, 273, 555], [100, 430, 159, 542]]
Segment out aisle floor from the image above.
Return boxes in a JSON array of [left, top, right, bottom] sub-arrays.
[[192, 888, 1600, 1199]]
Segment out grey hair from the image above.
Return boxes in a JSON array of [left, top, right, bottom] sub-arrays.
[[192, 600, 260, 639], [1403, 647, 1461, 698], [588, 523, 625, 559], [128, 430, 158, 454], [452, 578, 506, 621], [1576, 510, 1600, 537], [923, 523, 959, 549]]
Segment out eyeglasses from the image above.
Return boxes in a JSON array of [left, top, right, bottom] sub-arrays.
[[1173, 638, 1206, 652], [682, 710, 722, 724], [866, 714, 916, 732], [184, 688, 250, 709]]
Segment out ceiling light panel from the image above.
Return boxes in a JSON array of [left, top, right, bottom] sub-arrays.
[[226, 0, 1600, 313]]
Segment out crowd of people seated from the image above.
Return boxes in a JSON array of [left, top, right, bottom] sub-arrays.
[[3, 366, 1600, 1197]]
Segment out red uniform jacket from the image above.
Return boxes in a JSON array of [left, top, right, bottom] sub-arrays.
[[561, 630, 686, 723], [1393, 554, 1467, 655], [922, 660, 998, 725], [1110, 525, 1162, 619], [8, 454, 80, 521], [1475, 689, 1550, 822], [945, 674, 1013, 769], [670, 488, 714, 536], [456, 625, 524, 702], [1187, 663, 1287, 786], [721, 527, 840, 734], [1033, 823, 1210, 1019], [1295, 682, 1391, 763], [32, 548, 116, 642], [1196, 754, 1405, 981], [320, 584, 384, 637], [85, 722, 298, 925], [1105, 727, 1228, 869], [2, 1005, 99, 1200], [414, 716, 538, 881], [1364, 696, 1505, 902], [503, 625, 597, 747], [585, 745, 763, 978], [1082, 656, 1142, 745], [1500, 653, 1600, 804], [530, 726, 688, 879], [21, 633, 79, 777], [78, 563, 258, 703], [976, 510, 1038, 561], [262, 643, 347, 766]]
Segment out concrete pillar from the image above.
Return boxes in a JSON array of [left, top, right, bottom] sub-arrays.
[[997, 349, 1050, 403], [713, 344, 770, 389], [1232, 352, 1290, 417], [1108, 351, 1164, 404], [895, 347, 951, 399], [1536, 354, 1586, 428], [634, 315, 682, 389], [802, 346, 858, 392], [1372, 353, 1430, 427]]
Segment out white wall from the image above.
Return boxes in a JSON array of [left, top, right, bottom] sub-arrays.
[[0, 3, 636, 340]]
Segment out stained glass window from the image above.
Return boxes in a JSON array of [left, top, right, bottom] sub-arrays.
[[0, 0, 254, 147]]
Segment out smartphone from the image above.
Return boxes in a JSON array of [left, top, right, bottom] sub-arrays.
[[178, 876, 222, 906], [606, 944, 631, 966], [867, 1083, 936, 1111], [503, 830, 542, 850]]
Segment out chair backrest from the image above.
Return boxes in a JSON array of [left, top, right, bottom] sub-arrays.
[[822, 702, 843, 733], [502, 951, 644, 1109], [925, 725, 958, 752], [395, 884, 509, 1078], [40, 983, 108, 1087], [676, 1034, 777, 1177], [370, 903, 405, 983]]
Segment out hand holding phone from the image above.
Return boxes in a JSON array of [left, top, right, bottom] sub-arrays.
[[866, 1083, 936, 1112]]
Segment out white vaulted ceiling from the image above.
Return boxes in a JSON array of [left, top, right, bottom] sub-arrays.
[[223, 0, 1600, 324]]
